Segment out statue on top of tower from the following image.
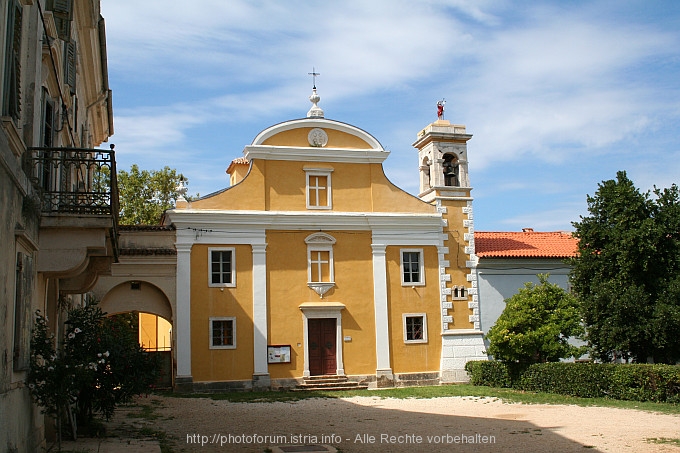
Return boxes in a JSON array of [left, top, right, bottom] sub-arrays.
[[437, 99, 446, 120]]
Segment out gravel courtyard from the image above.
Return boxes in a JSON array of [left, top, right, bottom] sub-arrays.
[[111, 394, 680, 453]]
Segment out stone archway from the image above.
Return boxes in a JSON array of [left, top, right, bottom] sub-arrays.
[[100, 281, 174, 387], [100, 280, 172, 321]]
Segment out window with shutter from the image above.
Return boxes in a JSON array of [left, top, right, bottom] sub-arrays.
[[14, 251, 34, 371], [42, 88, 55, 147], [3, 0, 23, 121], [48, 0, 73, 41], [64, 40, 76, 93]]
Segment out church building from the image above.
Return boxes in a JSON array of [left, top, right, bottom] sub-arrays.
[[164, 88, 487, 391]]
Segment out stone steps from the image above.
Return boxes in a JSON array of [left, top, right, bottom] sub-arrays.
[[294, 375, 368, 391]]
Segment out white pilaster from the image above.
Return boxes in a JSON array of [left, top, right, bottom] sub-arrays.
[[371, 244, 392, 377], [251, 243, 270, 386], [175, 243, 192, 382]]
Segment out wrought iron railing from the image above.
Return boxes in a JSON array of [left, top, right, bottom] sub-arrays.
[[27, 146, 118, 222]]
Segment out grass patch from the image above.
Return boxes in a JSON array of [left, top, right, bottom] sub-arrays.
[[647, 437, 680, 447], [161, 384, 680, 414], [126, 403, 161, 420], [119, 399, 176, 453]]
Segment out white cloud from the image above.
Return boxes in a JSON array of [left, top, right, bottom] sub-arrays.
[[496, 202, 586, 231], [100, 0, 680, 228]]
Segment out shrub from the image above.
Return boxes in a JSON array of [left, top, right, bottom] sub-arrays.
[[486, 274, 584, 364], [465, 361, 512, 388], [28, 301, 160, 441]]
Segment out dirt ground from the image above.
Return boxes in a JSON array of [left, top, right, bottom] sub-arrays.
[[109, 394, 679, 453]]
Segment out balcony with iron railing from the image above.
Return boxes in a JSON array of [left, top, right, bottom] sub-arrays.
[[27, 145, 119, 220], [27, 145, 120, 287]]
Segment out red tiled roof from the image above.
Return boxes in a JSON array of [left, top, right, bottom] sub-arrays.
[[226, 157, 249, 174], [119, 225, 175, 231], [475, 231, 578, 258]]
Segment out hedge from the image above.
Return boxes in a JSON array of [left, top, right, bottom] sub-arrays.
[[516, 362, 610, 398], [464, 360, 512, 388], [465, 361, 680, 403]]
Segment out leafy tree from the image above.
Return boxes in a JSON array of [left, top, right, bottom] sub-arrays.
[[117, 164, 189, 225], [570, 171, 680, 364], [486, 274, 584, 364]]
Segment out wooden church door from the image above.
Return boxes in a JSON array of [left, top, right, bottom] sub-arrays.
[[308, 318, 337, 375]]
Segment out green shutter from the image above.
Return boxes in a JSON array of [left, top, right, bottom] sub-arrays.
[[64, 40, 76, 93], [13, 252, 33, 371], [49, 0, 73, 40], [3, 0, 23, 120]]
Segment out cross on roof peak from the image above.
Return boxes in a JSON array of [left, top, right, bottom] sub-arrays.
[[308, 67, 320, 89]]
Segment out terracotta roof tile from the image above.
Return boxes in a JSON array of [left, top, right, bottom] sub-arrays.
[[119, 247, 176, 256], [119, 225, 175, 231], [226, 157, 250, 174], [475, 231, 578, 258]]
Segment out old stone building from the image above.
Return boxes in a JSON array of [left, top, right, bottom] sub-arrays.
[[1, 0, 115, 450]]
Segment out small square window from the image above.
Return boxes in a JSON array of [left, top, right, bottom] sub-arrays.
[[401, 249, 425, 286], [208, 248, 236, 287], [403, 314, 428, 344], [210, 317, 236, 349]]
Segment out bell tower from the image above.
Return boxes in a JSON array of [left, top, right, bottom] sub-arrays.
[[413, 115, 487, 382], [414, 119, 471, 201]]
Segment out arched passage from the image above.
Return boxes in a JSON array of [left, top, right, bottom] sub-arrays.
[[100, 281, 174, 387], [100, 280, 173, 321]]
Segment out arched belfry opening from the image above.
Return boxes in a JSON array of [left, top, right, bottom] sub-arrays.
[[442, 153, 459, 187]]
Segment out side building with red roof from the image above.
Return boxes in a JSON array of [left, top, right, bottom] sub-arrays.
[[473, 229, 579, 350]]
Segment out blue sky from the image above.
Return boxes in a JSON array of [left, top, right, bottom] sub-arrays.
[[99, 0, 680, 232]]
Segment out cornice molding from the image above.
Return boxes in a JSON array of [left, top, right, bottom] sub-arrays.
[[243, 145, 389, 164], [168, 210, 445, 245]]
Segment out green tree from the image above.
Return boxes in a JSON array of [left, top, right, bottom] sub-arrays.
[[570, 171, 680, 363], [117, 164, 188, 225], [486, 274, 584, 364]]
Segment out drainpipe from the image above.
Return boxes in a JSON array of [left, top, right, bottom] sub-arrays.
[[98, 16, 114, 137]]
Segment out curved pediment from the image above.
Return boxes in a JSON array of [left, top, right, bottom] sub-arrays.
[[251, 118, 384, 150]]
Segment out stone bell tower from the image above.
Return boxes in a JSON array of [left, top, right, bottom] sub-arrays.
[[413, 114, 487, 382], [414, 119, 471, 201]]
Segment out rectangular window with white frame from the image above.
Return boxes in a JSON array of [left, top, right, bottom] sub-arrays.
[[403, 313, 428, 343], [305, 168, 333, 209], [210, 317, 236, 349], [401, 248, 425, 286], [208, 247, 236, 287], [309, 248, 333, 283]]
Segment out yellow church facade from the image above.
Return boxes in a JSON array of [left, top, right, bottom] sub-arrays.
[[165, 92, 487, 390]]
